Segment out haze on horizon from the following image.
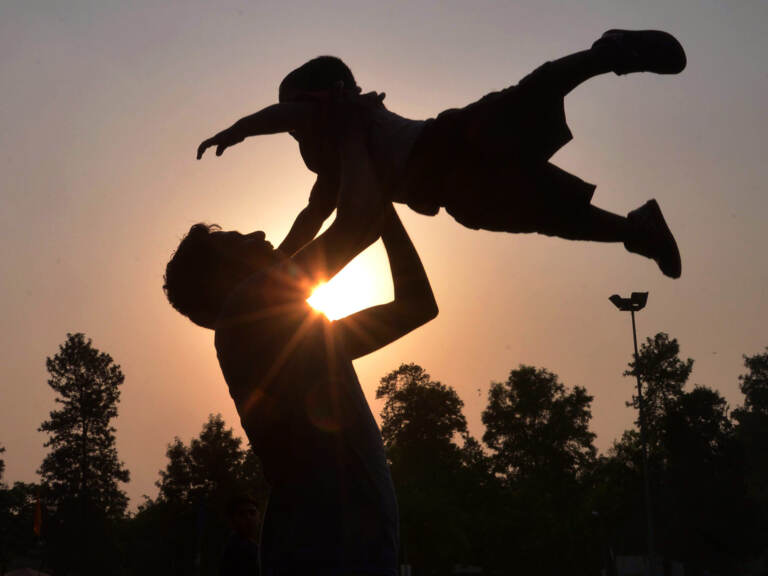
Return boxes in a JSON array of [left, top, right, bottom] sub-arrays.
[[1, 0, 766, 508]]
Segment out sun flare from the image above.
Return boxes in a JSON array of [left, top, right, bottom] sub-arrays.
[[307, 249, 391, 321]]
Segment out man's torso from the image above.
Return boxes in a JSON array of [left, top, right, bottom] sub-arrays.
[[214, 269, 398, 575]]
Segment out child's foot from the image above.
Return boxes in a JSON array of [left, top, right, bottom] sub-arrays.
[[592, 30, 687, 75], [624, 199, 681, 278]]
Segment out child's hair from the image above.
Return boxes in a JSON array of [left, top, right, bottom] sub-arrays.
[[279, 56, 357, 101], [164, 223, 228, 329]]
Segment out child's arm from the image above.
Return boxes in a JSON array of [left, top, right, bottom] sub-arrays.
[[277, 93, 387, 257], [277, 174, 338, 257], [196, 102, 315, 159]]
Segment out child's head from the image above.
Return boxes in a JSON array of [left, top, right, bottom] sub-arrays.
[[163, 224, 279, 329], [279, 56, 357, 102]]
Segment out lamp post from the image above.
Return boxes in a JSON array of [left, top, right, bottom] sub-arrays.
[[609, 291, 655, 576]]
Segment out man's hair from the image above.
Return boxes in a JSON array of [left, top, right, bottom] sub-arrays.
[[279, 55, 357, 101], [163, 223, 228, 329]]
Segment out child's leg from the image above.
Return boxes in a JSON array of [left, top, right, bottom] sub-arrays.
[[548, 204, 628, 242], [505, 164, 680, 277], [541, 200, 681, 278], [532, 49, 615, 99], [529, 30, 687, 99]]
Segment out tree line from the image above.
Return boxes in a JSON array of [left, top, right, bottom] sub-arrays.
[[1, 332, 767, 575]]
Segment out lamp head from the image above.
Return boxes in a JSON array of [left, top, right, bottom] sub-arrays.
[[609, 292, 649, 312], [630, 292, 649, 310], [609, 294, 632, 311]]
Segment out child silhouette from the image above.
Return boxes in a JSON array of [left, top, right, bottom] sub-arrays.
[[198, 30, 686, 278]]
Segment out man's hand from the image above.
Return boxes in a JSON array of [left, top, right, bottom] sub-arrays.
[[197, 128, 245, 159]]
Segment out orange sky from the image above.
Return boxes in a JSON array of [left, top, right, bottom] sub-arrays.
[[1, 1, 766, 509]]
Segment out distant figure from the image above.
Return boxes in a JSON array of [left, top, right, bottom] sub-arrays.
[[220, 494, 261, 576], [165, 122, 437, 575], [198, 29, 686, 278]]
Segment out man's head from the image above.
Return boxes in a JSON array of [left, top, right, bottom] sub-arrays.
[[163, 224, 278, 329], [278, 55, 357, 103], [226, 493, 261, 540]]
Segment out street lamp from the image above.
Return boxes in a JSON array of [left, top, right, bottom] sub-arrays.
[[609, 291, 655, 576]]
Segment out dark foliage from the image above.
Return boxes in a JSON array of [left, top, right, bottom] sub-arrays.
[[39, 333, 130, 518], [124, 414, 269, 576], [4, 336, 768, 574], [377, 363, 487, 574], [37, 332, 130, 575], [482, 365, 598, 573], [0, 481, 42, 573]]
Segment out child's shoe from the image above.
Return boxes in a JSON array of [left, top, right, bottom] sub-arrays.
[[624, 199, 682, 278], [593, 30, 687, 75]]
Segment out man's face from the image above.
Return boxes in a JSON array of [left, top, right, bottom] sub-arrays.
[[210, 230, 278, 272], [231, 503, 260, 539]]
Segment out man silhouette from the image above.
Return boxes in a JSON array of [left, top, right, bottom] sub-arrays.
[[220, 494, 261, 576], [164, 125, 437, 575]]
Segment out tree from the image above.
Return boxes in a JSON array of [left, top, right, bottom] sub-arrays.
[[130, 414, 269, 576], [156, 438, 193, 505], [625, 333, 693, 456], [482, 365, 596, 483], [0, 444, 5, 486], [38, 333, 130, 519], [376, 363, 479, 573], [37, 333, 129, 575], [481, 365, 598, 573], [732, 348, 768, 551], [156, 414, 267, 507], [0, 481, 42, 572], [661, 385, 744, 570], [613, 335, 753, 571], [735, 347, 768, 417], [378, 363, 468, 457]]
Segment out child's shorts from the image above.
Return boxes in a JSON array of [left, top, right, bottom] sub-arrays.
[[402, 61, 596, 234]]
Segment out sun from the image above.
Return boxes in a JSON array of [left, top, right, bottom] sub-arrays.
[[307, 247, 391, 320]]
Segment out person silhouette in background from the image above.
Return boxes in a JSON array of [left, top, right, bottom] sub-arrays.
[[165, 117, 437, 575], [220, 494, 261, 576], [198, 29, 686, 278]]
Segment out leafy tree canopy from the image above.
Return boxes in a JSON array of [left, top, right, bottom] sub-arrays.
[[482, 365, 596, 483], [376, 363, 468, 460], [376, 363, 479, 572], [732, 348, 768, 515], [156, 413, 268, 508], [38, 333, 129, 520], [736, 347, 768, 416]]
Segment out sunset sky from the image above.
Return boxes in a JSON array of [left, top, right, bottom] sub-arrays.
[[2, 0, 766, 509]]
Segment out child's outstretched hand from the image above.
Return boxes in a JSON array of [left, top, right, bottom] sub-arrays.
[[196, 128, 244, 160]]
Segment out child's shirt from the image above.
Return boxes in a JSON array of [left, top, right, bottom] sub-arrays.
[[299, 103, 425, 219], [366, 106, 425, 202]]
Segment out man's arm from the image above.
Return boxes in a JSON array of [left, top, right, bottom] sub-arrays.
[[197, 102, 315, 159], [276, 175, 338, 257], [333, 207, 438, 360]]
